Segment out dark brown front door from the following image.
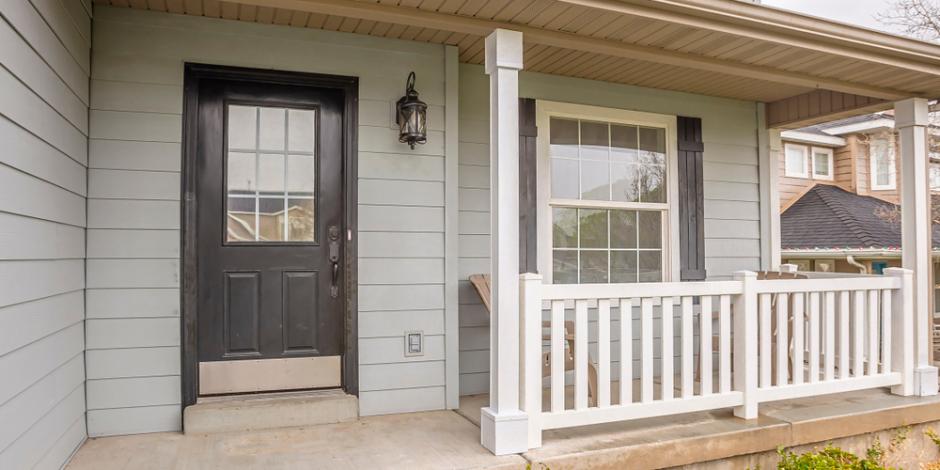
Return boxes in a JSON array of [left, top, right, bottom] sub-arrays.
[[194, 76, 346, 395]]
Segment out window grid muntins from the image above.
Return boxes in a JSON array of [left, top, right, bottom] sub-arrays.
[[226, 105, 316, 243], [549, 117, 665, 284]]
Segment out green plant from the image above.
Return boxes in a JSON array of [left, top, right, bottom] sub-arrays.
[[926, 427, 940, 449], [777, 444, 890, 470], [889, 426, 910, 450]]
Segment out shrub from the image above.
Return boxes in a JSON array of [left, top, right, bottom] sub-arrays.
[[776, 445, 889, 470]]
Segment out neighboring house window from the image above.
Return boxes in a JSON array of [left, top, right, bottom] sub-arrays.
[[870, 136, 896, 190], [930, 164, 940, 190], [785, 143, 808, 178], [811, 147, 834, 180], [537, 101, 678, 284]]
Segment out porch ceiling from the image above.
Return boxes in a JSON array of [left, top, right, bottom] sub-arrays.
[[95, 0, 940, 109]]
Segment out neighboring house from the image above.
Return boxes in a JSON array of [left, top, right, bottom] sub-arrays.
[[4, 1, 940, 468]]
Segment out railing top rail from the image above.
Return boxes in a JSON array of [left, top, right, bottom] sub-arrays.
[[754, 276, 901, 294], [538, 280, 743, 301]]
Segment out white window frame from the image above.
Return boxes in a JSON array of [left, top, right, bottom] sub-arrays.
[[869, 135, 897, 191], [535, 100, 680, 284], [811, 146, 834, 181], [930, 164, 940, 190], [784, 143, 809, 178]]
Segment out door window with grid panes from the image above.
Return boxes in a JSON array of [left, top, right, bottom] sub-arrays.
[[225, 105, 317, 243], [547, 116, 668, 284]]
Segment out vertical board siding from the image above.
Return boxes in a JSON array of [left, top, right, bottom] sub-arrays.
[[456, 63, 763, 395], [0, 0, 89, 468], [88, 6, 452, 434]]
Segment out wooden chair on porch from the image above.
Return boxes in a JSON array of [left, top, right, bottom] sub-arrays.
[[469, 274, 599, 407]]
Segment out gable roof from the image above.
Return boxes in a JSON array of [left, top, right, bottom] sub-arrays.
[[781, 184, 940, 251]]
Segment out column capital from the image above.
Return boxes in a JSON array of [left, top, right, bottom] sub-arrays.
[[894, 97, 929, 128], [485, 29, 523, 74]]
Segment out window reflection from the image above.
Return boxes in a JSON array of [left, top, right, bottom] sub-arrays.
[[226, 105, 317, 242]]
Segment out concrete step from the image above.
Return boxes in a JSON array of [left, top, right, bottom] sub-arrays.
[[184, 389, 358, 434]]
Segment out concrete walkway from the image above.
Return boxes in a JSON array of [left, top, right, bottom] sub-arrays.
[[66, 411, 525, 470], [67, 389, 940, 470]]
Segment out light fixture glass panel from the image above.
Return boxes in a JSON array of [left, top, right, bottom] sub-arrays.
[[550, 118, 579, 158], [228, 105, 257, 150], [259, 107, 286, 151], [288, 109, 316, 152]]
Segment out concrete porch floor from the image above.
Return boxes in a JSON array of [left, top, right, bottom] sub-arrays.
[[67, 388, 940, 470]]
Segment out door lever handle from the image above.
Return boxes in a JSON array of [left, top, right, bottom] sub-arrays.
[[328, 225, 340, 298]]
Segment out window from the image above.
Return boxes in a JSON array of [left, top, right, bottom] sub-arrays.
[[785, 143, 808, 178], [225, 104, 317, 243], [930, 164, 940, 190], [537, 102, 677, 284], [870, 136, 896, 190], [812, 147, 834, 180]]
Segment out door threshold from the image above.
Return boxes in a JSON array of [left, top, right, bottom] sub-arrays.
[[185, 389, 358, 435]]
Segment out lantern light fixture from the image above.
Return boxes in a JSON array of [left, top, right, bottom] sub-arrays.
[[396, 71, 428, 149]]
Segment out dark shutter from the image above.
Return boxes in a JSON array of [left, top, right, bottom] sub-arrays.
[[677, 116, 706, 281], [519, 98, 538, 274]]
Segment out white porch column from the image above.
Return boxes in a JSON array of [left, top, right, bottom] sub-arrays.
[[895, 97, 939, 396], [480, 28, 527, 455], [757, 103, 782, 271]]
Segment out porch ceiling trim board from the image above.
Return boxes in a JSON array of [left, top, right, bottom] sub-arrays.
[[216, 0, 911, 100], [766, 90, 889, 129]]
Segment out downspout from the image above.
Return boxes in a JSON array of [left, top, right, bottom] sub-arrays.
[[845, 255, 868, 274]]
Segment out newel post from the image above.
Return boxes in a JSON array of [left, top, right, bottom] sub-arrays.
[[520, 273, 543, 449], [886, 268, 915, 396], [895, 98, 939, 396], [733, 270, 758, 419], [480, 28, 528, 456]]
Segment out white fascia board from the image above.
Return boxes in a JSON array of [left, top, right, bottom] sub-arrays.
[[780, 131, 846, 147], [821, 118, 895, 136]]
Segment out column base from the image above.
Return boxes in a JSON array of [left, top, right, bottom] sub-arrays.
[[480, 407, 528, 455], [914, 366, 939, 396]]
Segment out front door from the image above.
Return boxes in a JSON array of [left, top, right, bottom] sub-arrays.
[[194, 75, 346, 395]]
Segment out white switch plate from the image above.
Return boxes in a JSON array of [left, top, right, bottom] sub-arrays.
[[404, 330, 424, 357]]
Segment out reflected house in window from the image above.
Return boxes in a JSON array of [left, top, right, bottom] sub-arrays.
[[226, 197, 316, 242]]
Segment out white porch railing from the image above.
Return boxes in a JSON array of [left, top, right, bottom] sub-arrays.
[[518, 268, 914, 449]]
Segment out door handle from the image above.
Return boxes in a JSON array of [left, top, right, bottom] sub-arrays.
[[329, 225, 340, 298]]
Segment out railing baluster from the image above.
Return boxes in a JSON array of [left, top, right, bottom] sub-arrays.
[[700, 296, 713, 396], [575, 299, 588, 410], [551, 300, 565, 412], [868, 290, 879, 376], [641, 298, 654, 403], [619, 299, 632, 405], [681, 296, 694, 398], [598, 299, 611, 408], [776, 292, 789, 386], [808, 292, 820, 383], [839, 291, 850, 380], [792, 293, 805, 385], [881, 289, 892, 375], [853, 290, 865, 377], [759, 293, 772, 388], [719, 294, 731, 393], [661, 296, 674, 401], [824, 291, 836, 381]]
